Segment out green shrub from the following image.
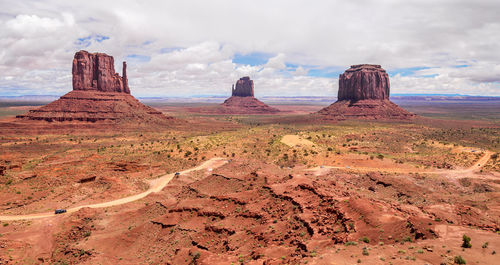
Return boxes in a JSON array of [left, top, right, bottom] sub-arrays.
[[360, 237, 370, 243], [362, 247, 369, 256], [454, 255, 466, 264], [462, 234, 471, 248]]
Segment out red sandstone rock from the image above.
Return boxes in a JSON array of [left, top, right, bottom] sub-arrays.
[[232, 76, 254, 97], [17, 90, 169, 122], [72, 50, 129, 93], [338, 64, 389, 101], [317, 99, 414, 120], [318, 64, 414, 120], [17, 50, 169, 123], [215, 77, 279, 114], [220, 96, 279, 114]]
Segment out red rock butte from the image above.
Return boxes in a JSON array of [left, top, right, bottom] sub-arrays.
[[231, 76, 254, 97], [17, 50, 170, 123], [221, 77, 279, 114], [317, 64, 414, 120], [72, 50, 130, 93]]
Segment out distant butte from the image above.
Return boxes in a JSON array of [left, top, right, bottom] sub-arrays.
[[317, 64, 414, 120], [17, 50, 171, 123], [220, 76, 279, 114], [231, 76, 254, 97]]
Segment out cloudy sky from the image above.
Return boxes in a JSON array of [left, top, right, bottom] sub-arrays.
[[1, 0, 499, 97]]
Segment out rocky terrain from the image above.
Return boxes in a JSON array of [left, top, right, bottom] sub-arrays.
[[16, 51, 170, 123], [0, 58, 499, 265], [318, 64, 414, 120]]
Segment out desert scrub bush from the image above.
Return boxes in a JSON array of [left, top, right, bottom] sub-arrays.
[[345, 241, 358, 246], [360, 237, 370, 243], [461, 234, 471, 248], [362, 247, 369, 256], [402, 236, 413, 243], [454, 255, 466, 264]]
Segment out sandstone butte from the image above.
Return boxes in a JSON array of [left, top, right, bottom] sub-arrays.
[[317, 64, 414, 120], [220, 76, 279, 114], [17, 50, 170, 123]]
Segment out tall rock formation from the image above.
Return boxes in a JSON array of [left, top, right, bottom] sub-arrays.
[[317, 64, 413, 120], [231, 76, 254, 97], [338, 64, 389, 101], [218, 77, 279, 114], [72, 50, 130, 93], [17, 50, 170, 123]]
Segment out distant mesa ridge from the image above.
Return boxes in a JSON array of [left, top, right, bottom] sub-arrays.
[[17, 50, 170, 123], [318, 64, 414, 120]]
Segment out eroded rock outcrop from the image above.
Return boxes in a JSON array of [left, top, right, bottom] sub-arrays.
[[17, 50, 170, 123], [317, 64, 414, 120], [231, 76, 254, 97], [220, 77, 279, 114], [72, 50, 130, 93], [338, 64, 389, 101]]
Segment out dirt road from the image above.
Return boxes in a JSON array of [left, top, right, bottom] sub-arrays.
[[308, 151, 497, 179], [0, 157, 228, 221]]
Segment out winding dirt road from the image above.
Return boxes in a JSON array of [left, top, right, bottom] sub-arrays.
[[309, 151, 497, 179], [0, 157, 228, 221]]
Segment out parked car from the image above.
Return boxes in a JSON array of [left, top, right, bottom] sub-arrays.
[[55, 209, 67, 214], [174, 172, 180, 176]]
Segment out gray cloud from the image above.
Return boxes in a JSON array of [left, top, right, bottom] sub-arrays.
[[0, 0, 499, 96]]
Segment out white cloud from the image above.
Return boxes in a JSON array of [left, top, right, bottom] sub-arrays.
[[265, 53, 286, 70], [0, 0, 499, 96]]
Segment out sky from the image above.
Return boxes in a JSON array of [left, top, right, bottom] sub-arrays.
[[1, 0, 500, 97]]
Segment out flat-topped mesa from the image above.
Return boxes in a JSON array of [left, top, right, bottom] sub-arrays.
[[316, 64, 414, 120], [72, 50, 130, 94], [231, 76, 254, 97], [338, 64, 389, 101]]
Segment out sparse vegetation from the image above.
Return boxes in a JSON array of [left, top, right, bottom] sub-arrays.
[[462, 234, 472, 248], [454, 255, 466, 264]]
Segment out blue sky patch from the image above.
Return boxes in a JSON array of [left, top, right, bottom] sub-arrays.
[[388, 66, 432, 77], [75, 36, 92, 47], [233, 52, 274, 66], [75, 35, 110, 47], [95, 35, 110, 42], [126, 54, 151, 63], [307, 67, 343, 78], [421, 74, 439, 78]]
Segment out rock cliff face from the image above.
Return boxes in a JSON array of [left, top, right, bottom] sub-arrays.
[[338, 64, 389, 101], [72, 50, 130, 93], [317, 64, 414, 120], [232, 77, 254, 97], [17, 51, 170, 123]]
